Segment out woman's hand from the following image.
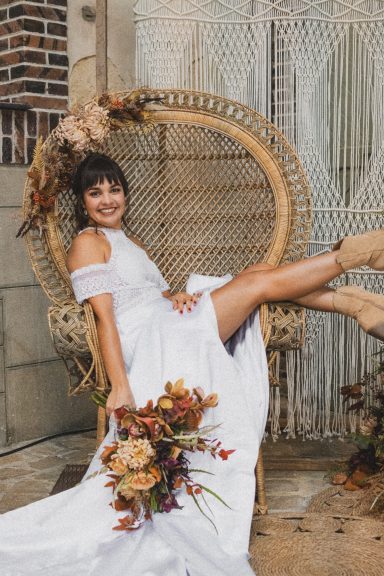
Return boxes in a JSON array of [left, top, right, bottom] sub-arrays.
[[106, 386, 136, 417], [168, 291, 202, 314]]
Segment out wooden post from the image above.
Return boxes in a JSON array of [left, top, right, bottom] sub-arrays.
[[95, 0, 108, 446], [96, 0, 107, 95]]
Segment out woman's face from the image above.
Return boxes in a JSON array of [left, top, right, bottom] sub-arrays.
[[83, 178, 126, 229]]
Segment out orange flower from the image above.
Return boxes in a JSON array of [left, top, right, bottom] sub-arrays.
[[109, 457, 128, 475], [173, 476, 183, 489], [165, 379, 190, 399], [130, 471, 157, 491], [110, 97, 124, 109], [149, 466, 162, 482], [101, 442, 118, 464]]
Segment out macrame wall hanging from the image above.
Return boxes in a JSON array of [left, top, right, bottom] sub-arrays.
[[134, 0, 384, 440]]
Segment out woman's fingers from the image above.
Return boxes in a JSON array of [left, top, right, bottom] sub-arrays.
[[171, 292, 202, 313], [106, 388, 136, 416]]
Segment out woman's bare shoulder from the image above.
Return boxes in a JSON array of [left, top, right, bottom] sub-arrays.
[[66, 229, 110, 273]]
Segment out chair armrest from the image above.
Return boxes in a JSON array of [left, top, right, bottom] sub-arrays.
[[266, 303, 306, 351]]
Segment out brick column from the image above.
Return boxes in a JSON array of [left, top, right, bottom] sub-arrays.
[[0, 0, 68, 164]]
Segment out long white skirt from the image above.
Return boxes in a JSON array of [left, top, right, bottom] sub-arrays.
[[0, 275, 269, 576]]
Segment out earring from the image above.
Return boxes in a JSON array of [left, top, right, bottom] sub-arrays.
[[83, 208, 88, 216]]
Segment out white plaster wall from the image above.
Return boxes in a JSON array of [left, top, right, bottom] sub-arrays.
[[67, 0, 136, 105]]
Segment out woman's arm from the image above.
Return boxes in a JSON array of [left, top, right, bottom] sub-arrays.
[[67, 231, 135, 416], [88, 293, 136, 416]]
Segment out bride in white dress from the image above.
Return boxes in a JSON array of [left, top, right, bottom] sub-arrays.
[[1, 153, 384, 576]]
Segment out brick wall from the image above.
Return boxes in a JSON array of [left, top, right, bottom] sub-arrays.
[[0, 0, 68, 164]]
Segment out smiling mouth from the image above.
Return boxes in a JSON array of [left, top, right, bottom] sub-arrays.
[[99, 208, 117, 214]]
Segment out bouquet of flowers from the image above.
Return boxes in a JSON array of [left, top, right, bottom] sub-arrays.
[[92, 379, 235, 532]]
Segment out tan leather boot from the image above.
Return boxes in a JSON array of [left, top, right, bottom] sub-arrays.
[[333, 229, 384, 271], [333, 286, 384, 341]]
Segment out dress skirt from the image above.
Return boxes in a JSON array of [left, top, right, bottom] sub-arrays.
[[0, 274, 269, 576]]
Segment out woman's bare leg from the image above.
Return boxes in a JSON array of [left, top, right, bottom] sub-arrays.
[[211, 252, 343, 341], [293, 287, 335, 312], [237, 263, 335, 313]]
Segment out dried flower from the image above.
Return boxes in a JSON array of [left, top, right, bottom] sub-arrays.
[[55, 115, 90, 151], [360, 416, 378, 437], [118, 477, 138, 500], [331, 472, 348, 485], [127, 423, 144, 438], [117, 438, 155, 471], [109, 457, 128, 475], [82, 101, 110, 144], [130, 471, 157, 491]]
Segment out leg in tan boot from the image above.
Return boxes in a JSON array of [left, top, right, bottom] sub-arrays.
[[333, 229, 384, 271], [332, 286, 384, 341], [210, 244, 383, 343]]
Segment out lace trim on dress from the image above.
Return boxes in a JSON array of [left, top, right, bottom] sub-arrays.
[[71, 262, 118, 305]]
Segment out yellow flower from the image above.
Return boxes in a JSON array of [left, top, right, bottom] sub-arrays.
[[164, 379, 190, 399]]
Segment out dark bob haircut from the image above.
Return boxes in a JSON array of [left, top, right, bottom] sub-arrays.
[[72, 153, 129, 230]]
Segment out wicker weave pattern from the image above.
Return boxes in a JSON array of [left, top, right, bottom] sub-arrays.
[[267, 304, 306, 350], [23, 90, 311, 394], [48, 301, 90, 357]]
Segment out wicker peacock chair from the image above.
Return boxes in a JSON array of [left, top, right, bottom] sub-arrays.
[[22, 89, 311, 514]]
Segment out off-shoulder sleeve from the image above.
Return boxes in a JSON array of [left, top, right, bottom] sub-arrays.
[[70, 262, 117, 304]]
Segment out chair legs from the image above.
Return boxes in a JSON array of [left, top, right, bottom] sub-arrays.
[[96, 406, 107, 447], [254, 447, 268, 515]]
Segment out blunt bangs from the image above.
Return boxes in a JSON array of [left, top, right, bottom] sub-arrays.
[[78, 155, 128, 196]]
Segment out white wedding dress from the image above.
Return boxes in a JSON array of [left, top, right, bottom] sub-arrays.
[[0, 227, 269, 576]]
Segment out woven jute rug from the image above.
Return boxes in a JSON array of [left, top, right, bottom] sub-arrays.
[[307, 474, 384, 520], [249, 512, 384, 575]]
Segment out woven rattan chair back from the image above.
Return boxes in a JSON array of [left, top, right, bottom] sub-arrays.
[[23, 90, 311, 514]]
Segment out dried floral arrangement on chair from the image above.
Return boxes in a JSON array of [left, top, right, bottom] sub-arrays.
[[18, 91, 161, 238]]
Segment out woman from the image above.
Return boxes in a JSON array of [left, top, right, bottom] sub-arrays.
[[0, 153, 383, 576]]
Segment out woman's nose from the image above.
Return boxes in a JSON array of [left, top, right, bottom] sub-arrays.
[[99, 192, 113, 205]]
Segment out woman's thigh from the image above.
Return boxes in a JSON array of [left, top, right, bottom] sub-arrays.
[[210, 263, 275, 342]]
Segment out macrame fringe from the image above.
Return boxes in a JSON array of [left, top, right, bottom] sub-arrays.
[[134, 0, 384, 439]]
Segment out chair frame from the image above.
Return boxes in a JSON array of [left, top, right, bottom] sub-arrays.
[[22, 89, 312, 515]]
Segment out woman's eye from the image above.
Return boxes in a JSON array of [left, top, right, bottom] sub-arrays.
[[89, 191, 100, 197], [111, 187, 121, 193]]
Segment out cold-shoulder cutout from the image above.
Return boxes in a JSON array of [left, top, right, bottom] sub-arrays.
[[67, 227, 111, 275]]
